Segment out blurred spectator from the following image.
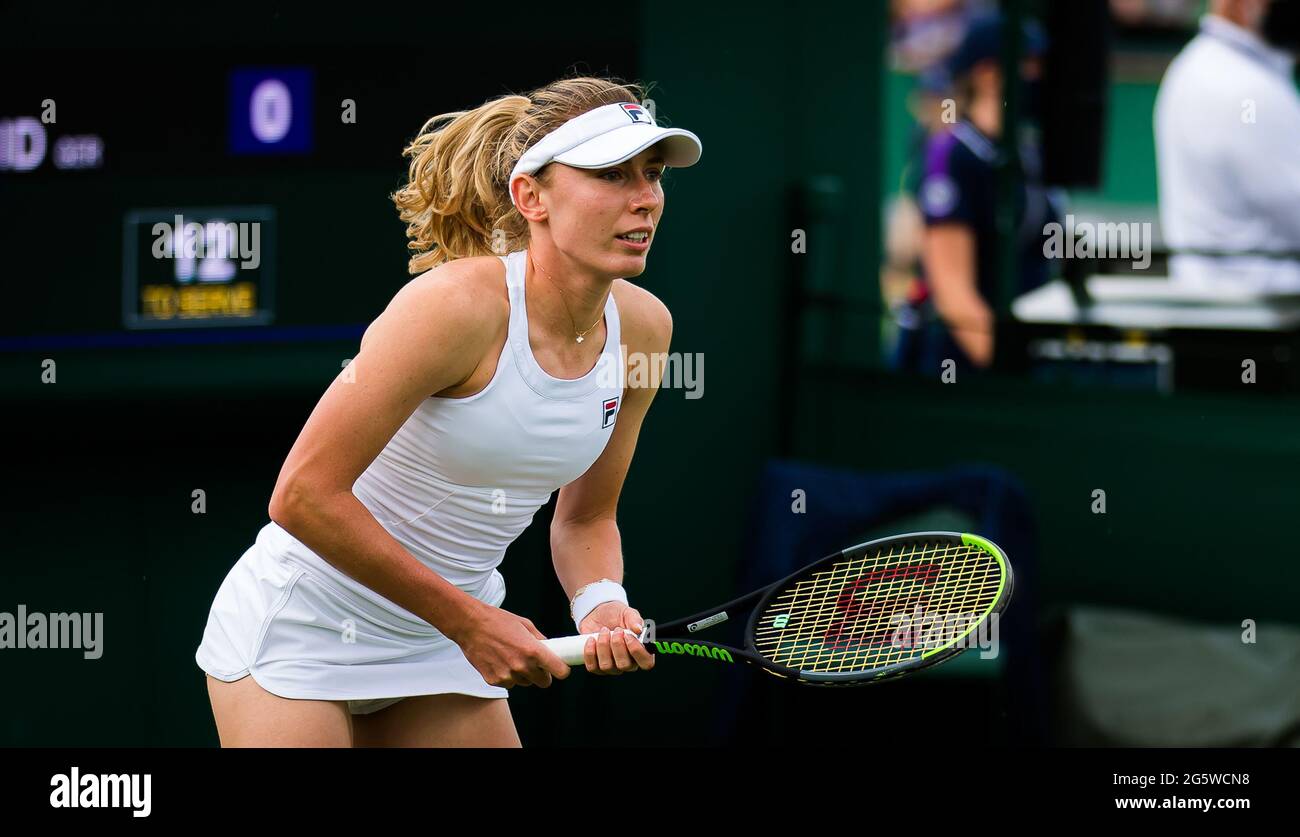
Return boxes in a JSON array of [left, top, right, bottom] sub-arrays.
[[1154, 0, 1300, 293], [891, 12, 1057, 374], [890, 0, 995, 72], [881, 66, 953, 324], [1111, 0, 1206, 29]]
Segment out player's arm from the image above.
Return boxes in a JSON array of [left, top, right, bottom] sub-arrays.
[[268, 260, 568, 688], [923, 222, 994, 367], [549, 283, 671, 672]]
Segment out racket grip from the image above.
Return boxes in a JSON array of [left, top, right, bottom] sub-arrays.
[[540, 630, 641, 665]]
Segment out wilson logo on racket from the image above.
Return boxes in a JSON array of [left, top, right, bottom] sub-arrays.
[[652, 641, 733, 662]]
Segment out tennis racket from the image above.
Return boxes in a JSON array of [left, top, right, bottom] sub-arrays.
[[541, 531, 1012, 686]]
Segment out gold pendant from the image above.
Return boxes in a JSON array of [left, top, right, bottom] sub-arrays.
[[576, 335, 584, 343]]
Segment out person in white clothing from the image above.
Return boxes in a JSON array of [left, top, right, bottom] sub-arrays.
[[1154, 0, 1300, 293], [195, 76, 702, 746]]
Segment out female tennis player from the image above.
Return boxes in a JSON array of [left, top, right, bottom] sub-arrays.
[[194, 76, 702, 747]]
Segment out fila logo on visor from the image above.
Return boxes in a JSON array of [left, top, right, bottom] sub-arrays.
[[602, 397, 620, 428], [619, 103, 653, 125]]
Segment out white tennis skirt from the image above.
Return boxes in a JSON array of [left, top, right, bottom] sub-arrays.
[[195, 524, 508, 715]]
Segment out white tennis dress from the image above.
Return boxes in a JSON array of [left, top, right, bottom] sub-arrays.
[[195, 248, 625, 714]]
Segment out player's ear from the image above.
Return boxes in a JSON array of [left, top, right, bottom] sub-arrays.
[[511, 174, 548, 222]]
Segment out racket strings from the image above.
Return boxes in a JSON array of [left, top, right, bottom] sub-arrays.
[[752, 540, 1004, 675]]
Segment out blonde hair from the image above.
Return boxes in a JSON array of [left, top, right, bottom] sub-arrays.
[[392, 75, 651, 274]]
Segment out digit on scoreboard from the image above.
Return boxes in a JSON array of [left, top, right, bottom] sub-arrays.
[[229, 68, 314, 155]]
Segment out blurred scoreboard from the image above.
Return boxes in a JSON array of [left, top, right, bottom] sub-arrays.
[[123, 208, 276, 328], [0, 42, 638, 352]]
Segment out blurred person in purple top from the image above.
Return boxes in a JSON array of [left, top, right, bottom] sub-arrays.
[[892, 12, 1058, 374]]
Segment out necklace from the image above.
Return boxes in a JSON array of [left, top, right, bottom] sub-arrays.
[[530, 252, 606, 343]]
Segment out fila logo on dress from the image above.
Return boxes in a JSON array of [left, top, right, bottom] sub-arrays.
[[602, 397, 620, 428]]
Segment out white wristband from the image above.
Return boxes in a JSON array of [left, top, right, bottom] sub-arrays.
[[570, 579, 628, 632]]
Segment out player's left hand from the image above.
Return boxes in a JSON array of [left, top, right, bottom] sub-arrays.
[[578, 603, 655, 675]]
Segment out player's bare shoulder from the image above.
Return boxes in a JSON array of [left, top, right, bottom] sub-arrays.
[[611, 278, 673, 355], [361, 255, 509, 354], [401, 255, 509, 331]]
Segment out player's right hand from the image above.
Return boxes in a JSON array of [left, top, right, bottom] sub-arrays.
[[454, 604, 571, 689]]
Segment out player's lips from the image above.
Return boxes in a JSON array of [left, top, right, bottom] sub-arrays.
[[615, 227, 652, 251]]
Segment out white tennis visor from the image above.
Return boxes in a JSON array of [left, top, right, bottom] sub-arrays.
[[509, 101, 702, 208]]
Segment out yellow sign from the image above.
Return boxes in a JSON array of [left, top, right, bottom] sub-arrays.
[[140, 283, 257, 320]]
